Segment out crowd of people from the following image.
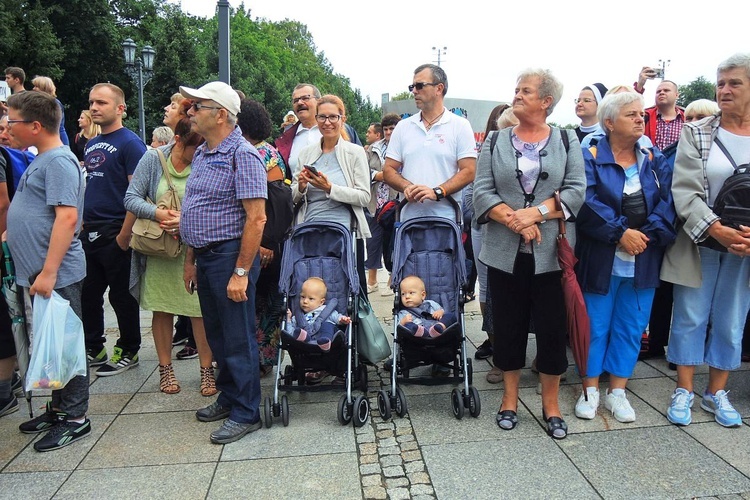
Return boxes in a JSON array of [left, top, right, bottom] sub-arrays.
[[0, 51, 749, 451]]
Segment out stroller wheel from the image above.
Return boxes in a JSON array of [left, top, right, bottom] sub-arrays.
[[466, 358, 474, 386], [468, 386, 481, 418], [377, 390, 392, 421], [281, 395, 290, 427], [337, 394, 352, 425], [353, 395, 370, 427], [358, 363, 368, 393], [263, 396, 273, 428], [451, 388, 465, 420], [395, 386, 408, 418]]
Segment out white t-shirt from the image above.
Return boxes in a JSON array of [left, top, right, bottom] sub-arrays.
[[385, 108, 477, 220], [707, 128, 750, 207], [288, 124, 322, 172]]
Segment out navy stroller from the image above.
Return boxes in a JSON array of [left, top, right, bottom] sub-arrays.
[[377, 199, 481, 420], [265, 221, 369, 428]]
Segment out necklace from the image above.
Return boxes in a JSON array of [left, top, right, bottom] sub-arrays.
[[422, 110, 445, 131]]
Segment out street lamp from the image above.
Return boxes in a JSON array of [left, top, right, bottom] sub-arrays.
[[432, 46, 447, 67], [122, 38, 156, 143]]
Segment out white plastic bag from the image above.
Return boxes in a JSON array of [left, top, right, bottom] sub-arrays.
[[25, 291, 86, 392]]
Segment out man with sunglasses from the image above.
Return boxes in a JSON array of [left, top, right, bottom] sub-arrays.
[[383, 63, 476, 222], [275, 83, 361, 173], [179, 81, 267, 444]]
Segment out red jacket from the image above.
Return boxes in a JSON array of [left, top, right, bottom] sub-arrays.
[[643, 105, 685, 148]]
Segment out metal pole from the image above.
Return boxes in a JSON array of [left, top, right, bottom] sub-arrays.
[[137, 59, 146, 143], [218, 0, 231, 84]]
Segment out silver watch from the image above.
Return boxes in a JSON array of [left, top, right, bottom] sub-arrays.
[[233, 267, 248, 277], [537, 204, 550, 223]]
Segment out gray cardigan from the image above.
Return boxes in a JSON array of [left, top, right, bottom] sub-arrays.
[[472, 127, 585, 274], [124, 143, 176, 299]]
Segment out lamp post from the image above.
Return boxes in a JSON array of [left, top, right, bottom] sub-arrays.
[[432, 46, 447, 67], [122, 38, 156, 143]]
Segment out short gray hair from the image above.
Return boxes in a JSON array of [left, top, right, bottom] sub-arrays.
[[293, 83, 321, 99], [717, 53, 750, 81], [516, 68, 563, 116], [414, 64, 448, 96], [152, 126, 174, 144], [598, 92, 644, 134]]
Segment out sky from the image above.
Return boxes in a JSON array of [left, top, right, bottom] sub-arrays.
[[174, 0, 748, 126]]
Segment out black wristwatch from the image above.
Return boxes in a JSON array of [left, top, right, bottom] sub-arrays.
[[433, 186, 445, 201]]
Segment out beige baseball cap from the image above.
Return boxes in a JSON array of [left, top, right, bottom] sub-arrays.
[[179, 81, 241, 115]]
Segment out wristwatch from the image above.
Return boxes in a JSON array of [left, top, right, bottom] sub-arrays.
[[233, 267, 248, 277], [537, 204, 549, 223], [433, 186, 445, 201]]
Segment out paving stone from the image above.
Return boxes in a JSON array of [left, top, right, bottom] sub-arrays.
[[359, 442, 377, 455], [412, 495, 436, 500], [380, 454, 403, 468], [405, 460, 425, 473], [684, 422, 750, 477], [410, 484, 435, 496], [386, 487, 410, 500], [382, 465, 405, 478], [376, 429, 393, 439], [378, 437, 397, 447], [360, 463, 381, 476], [386, 477, 409, 489], [395, 426, 413, 436], [375, 422, 393, 431], [397, 433, 415, 443], [402, 450, 423, 462], [379, 445, 400, 456], [400, 441, 419, 451], [362, 485, 387, 500], [361, 474, 382, 487], [361, 453, 378, 464], [0, 471, 70, 498], [408, 471, 430, 484], [356, 432, 376, 444]]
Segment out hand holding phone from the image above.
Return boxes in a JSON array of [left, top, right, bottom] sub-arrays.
[[304, 165, 319, 176]]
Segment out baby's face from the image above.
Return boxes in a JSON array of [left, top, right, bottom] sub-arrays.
[[299, 282, 326, 313], [400, 282, 426, 308]]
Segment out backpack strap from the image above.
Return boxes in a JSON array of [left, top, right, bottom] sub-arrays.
[[294, 297, 339, 336], [713, 138, 740, 172], [560, 128, 570, 153], [156, 148, 181, 210], [489, 130, 500, 156]]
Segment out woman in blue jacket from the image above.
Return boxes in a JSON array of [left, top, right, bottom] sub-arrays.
[[574, 92, 676, 423]]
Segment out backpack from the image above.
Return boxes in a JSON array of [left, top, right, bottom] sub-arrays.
[[0, 146, 35, 198], [711, 138, 750, 230]]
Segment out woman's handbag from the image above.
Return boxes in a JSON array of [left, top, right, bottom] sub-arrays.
[[130, 149, 182, 258], [356, 292, 391, 364]]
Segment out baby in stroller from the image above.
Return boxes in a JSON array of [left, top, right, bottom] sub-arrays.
[[285, 277, 351, 351], [397, 276, 457, 338]]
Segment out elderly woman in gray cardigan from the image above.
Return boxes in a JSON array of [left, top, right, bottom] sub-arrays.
[[473, 68, 585, 439], [124, 123, 216, 397]]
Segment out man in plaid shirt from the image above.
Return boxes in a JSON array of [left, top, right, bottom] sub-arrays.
[[179, 81, 267, 444]]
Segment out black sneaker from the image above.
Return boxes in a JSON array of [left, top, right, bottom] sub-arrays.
[[172, 329, 190, 346], [19, 402, 63, 434], [196, 401, 231, 422], [0, 395, 18, 418], [475, 339, 493, 360], [87, 347, 108, 367], [33, 415, 91, 452], [176, 345, 199, 360], [95, 347, 139, 377], [11, 371, 23, 396]]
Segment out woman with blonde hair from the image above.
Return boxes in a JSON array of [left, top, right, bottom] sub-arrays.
[[31, 75, 69, 146], [71, 110, 101, 164]]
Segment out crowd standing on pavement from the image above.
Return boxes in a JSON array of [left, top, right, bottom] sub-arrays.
[[1, 52, 750, 452]]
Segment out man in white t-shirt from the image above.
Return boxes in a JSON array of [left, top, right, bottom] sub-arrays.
[[383, 64, 476, 221]]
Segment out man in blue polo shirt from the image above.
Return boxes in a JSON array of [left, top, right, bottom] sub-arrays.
[[179, 81, 267, 444]]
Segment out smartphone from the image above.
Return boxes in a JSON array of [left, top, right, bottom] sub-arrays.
[[653, 68, 664, 79], [304, 165, 319, 176]]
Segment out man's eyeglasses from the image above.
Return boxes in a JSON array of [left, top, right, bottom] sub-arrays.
[[315, 114, 341, 124], [408, 82, 439, 92], [293, 95, 315, 104], [190, 102, 223, 112], [574, 98, 596, 104], [6, 119, 32, 127]]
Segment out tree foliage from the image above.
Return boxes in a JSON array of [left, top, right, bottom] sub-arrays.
[[0, 0, 380, 141], [391, 91, 414, 101], [678, 76, 716, 108]]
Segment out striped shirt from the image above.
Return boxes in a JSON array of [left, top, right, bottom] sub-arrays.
[[180, 127, 267, 249]]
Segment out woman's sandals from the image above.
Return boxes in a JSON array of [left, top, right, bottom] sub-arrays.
[[159, 364, 181, 394]]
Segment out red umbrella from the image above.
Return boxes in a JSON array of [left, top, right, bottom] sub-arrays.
[[555, 193, 589, 378]]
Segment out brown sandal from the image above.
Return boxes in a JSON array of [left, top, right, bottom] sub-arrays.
[[159, 364, 180, 394], [200, 366, 218, 396]]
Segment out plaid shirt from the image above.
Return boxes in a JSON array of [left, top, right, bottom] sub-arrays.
[[654, 113, 685, 150], [180, 127, 267, 249]]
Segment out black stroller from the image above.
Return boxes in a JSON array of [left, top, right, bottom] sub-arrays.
[[265, 221, 370, 428], [377, 199, 481, 420]]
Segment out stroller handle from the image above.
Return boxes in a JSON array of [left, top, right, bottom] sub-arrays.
[[395, 196, 462, 225]]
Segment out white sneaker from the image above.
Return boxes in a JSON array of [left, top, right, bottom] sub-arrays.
[[605, 390, 636, 423], [574, 388, 600, 420], [367, 283, 379, 293]]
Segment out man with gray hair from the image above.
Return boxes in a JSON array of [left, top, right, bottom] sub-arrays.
[[179, 81, 268, 444]]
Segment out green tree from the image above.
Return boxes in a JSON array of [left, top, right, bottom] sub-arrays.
[[391, 91, 414, 101], [678, 76, 716, 108]]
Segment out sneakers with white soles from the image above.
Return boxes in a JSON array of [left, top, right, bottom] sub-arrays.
[[667, 388, 694, 426], [605, 390, 636, 423], [574, 388, 600, 420], [701, 390, 742, 428]]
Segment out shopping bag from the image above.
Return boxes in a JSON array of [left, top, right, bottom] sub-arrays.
[[25, 292, 87, 392], [356, 294, 391, 364]]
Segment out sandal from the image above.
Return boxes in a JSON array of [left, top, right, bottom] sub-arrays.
[[496, 409, 518, 430], [542, 410, 568, 440], [200, 366, 218, 397], [159, 364, 180, 394]]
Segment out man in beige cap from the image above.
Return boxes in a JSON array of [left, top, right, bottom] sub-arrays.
[[179, 81, 268, 444]]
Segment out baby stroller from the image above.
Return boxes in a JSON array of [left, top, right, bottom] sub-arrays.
[[265, 221, 370, 428], [377, 198, 481, 420]]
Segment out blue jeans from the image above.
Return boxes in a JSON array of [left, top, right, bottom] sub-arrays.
[[584, 276, 655, 378], [364, 211, 384, 270], [196, 240, 261, 424], [668, 247, 750, 370]]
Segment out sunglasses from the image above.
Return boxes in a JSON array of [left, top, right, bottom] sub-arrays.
[[408, 82, 439, 92]]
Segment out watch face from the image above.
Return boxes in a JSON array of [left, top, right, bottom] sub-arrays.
[[234, 268, 247, 277]]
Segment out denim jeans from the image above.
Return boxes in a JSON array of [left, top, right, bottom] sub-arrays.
[[584, 276, 655, 378], [668, 247, 750, 370], [364, 211, 384, 271], [196, 240, 261, 424]]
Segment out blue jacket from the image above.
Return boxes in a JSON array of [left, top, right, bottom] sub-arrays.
[[575, 137, 677, 295]]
